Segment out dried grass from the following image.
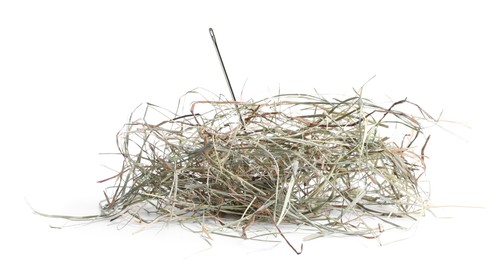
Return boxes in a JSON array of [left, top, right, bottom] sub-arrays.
[[89, 89, 433, 252]]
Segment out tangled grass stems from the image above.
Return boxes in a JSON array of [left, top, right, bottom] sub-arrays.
[[93, 90, 433, 250], [32, 89, 434, 254]]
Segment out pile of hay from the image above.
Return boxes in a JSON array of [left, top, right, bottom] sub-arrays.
[[99, 91, 432, 249]]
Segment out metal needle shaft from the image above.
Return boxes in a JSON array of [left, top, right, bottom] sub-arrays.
[[209, 28, 245, 127]]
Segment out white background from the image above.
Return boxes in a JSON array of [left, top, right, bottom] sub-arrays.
[[1, 1, 500, 259]]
